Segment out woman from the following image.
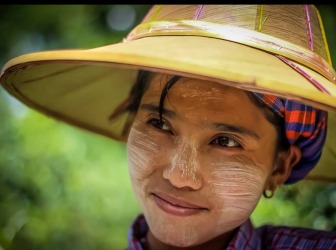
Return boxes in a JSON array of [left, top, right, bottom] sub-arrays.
[[1, 5, 336, 250]]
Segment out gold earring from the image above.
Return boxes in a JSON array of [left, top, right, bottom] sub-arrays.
[[263, 189, 274, 199]]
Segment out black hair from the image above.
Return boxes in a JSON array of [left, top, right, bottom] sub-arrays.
[[158, 75, 180, 121], [246, 93, 290, 152]]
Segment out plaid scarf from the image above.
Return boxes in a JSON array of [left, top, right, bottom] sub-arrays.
[[253, 93, 328, 184]]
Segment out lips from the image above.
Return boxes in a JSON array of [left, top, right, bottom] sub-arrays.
[[152, 192, 208, 216]]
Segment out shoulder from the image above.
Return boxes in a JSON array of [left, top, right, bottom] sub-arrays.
[[256, 224, 336, 250]]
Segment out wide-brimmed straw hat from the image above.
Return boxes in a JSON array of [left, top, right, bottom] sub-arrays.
[[1, 5, 336, 183]]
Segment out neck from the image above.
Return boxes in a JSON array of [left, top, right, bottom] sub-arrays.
[[145, 228, 238, 250]]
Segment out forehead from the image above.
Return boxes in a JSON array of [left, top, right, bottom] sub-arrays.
[[142, 73, 257, 114]]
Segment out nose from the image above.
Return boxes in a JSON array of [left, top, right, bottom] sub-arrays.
[[163, 142, 203, 190]]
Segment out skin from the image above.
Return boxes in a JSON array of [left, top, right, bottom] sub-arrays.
[[126, 73, 301, 250]]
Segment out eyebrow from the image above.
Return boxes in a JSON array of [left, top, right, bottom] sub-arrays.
[[212, 123, 260, 140], [140, 103, 176, 118], [140, 103, 260, 139]]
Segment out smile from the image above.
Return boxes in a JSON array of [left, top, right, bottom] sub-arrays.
[[152, 193, 208, 216]]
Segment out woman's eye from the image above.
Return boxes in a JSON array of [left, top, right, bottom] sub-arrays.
[[148, 118, 171, 132], [211, 136, 240, 148]]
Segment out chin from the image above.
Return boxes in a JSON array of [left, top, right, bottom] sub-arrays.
[[147, 217, 204, 247], [155, 231, 201, 247]]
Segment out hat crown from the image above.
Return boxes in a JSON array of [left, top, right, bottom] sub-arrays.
[[127, 5, 335, 82]]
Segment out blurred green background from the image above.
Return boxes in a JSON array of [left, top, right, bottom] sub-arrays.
[[0, 4, 336, 250]]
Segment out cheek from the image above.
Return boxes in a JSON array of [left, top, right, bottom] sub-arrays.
[[127, 123, 160, 181], [208, 156, 268, 228]]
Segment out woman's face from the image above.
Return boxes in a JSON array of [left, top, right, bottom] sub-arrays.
[[127, 73, 281, 247]]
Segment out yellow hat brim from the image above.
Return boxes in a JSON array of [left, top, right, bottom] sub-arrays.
[[1, 35, 336, 182]]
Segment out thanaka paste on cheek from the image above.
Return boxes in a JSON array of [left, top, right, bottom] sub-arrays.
[[208, 156, 267, 234], [127, 122, 159, 182]]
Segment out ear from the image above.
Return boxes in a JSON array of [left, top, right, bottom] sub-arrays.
[[266, 145, 302, 189]]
